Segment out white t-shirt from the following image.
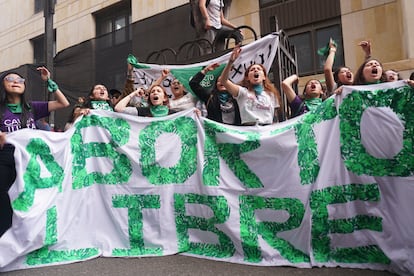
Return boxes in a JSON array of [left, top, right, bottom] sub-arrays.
[[235, 86, 278, 125], [169, 93, 197, 111], [207, 0, 223, 29]]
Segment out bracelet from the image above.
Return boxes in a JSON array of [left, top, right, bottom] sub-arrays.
[[46, 78, 59, 93]]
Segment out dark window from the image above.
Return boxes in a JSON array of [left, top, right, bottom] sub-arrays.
[[31, 32, 56, 64], [35, 0, 57, 14], [95, 1, 131, 49], [288, 23, 344, 76]]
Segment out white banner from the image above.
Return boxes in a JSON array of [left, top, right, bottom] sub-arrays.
[[131, 33, 279, 95], [0, 81, 413, 275]]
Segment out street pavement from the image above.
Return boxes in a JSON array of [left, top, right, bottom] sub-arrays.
[[2, 255, 397, 276]]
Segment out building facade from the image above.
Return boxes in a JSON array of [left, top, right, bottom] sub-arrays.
[[0, 0, 413, 126]]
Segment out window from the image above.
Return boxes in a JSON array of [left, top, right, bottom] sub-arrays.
[[31, 32, 56, 64], [288, 23, 344, 76], [95, 2, 131, 49], [35, 0, 56, 14]]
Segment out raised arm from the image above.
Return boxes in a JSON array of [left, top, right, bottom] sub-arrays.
[[323, 38, 336, 94], [37, 67, 70, 112], [189, 62, 220, 103], [115, 89, 139, 113], [121, 63, 135, 99], [358, 40, 372, 60], [220, 46, 242, 97], [152, 68, 169, 87], [281, 74, 299, 104]]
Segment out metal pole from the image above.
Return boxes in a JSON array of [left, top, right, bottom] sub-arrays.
[[44, 0, 55, 128]]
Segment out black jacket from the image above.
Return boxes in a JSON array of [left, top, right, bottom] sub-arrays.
[[190, 72, 241, 126]]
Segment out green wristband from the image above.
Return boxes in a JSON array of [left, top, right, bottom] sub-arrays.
[[47, 78, 59, 93]]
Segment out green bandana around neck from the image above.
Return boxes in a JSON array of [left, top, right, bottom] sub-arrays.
[[253, 84, 264, 95], [7, 103, 22, 113], [150, 105, 169, 117], [366, 80, 381, 85], [304, 98, 322, 112], [91, 101, 113, 111]]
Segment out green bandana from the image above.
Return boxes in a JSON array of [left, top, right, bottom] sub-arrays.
[[150, 105, 169, 117], [47, 78, 59, 93], [91, 101, 113, 111], [317, 40, 337, 58], [304, 98, 322, 112], [7, 103, 22, 113], [366, 80, 381, 85]]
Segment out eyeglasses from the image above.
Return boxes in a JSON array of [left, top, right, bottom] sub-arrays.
[[111, 95, 120, 99], [4, 76, 25, 83]]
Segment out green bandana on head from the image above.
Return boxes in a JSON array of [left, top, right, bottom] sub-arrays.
[[7, 103, 22, 113], [150, 105, 169, 117]]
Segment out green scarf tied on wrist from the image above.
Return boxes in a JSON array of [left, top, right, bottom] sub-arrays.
[[47, 78, 59, 93]]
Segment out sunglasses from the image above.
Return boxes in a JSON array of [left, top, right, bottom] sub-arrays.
[[4, 76, 25, 83]]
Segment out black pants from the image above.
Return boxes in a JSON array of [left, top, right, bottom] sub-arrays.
[[213, 27, 243, 51], [0, 145, 16, 237]]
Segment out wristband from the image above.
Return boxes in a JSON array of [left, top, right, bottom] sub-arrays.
[[47, 78, 59, 93]]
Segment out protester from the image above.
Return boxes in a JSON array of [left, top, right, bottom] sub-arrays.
[[199, 0, 243, 51], [353, 58, 387, 85], [323, 38, 354, 96], [82, 84, 114, 111], [190, 62, 241, 125], [64, 104, 89, 131], [109, 88, 122, 106], [282, 75, 325, 118], [115, 84, 176, 117], [384, 69, 401, 82], [156, 69, 198, 111], [219, 45, 280, 125], [0, 67, 70, 237]]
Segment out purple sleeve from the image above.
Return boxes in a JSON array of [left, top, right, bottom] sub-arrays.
[[31, 101, 50, 120], [289, 96, 305, 116]]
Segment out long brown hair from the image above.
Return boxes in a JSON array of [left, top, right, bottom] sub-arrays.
[[240, 63, 282, 106], [147, 84, 170, 107], [354, 58, 387, 85]]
